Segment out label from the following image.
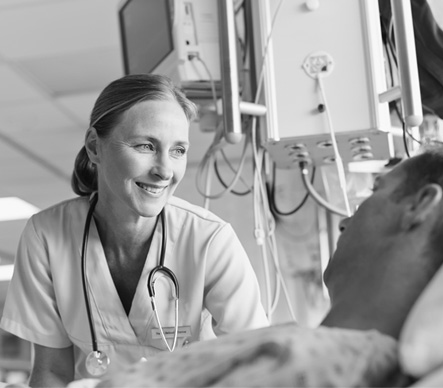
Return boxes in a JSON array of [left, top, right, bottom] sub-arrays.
[[151, 326, 192, 339]]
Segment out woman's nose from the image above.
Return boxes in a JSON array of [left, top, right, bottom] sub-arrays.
[[152, 154, 173, 180]]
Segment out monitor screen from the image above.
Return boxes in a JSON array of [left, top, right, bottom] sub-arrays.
[[119, 0, 174, 75]]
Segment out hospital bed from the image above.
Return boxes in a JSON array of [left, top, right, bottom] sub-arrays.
[[64, 261, 443, 388]]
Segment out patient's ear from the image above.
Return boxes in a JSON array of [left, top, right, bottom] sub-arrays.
[[85, 126, 100, 165], [402, 183, 443, 230]]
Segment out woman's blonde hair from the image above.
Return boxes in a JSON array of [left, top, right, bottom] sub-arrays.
[[71, 73, 198, 196]]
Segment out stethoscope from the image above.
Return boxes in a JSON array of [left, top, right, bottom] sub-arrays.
[[81, 193, 180, 376]]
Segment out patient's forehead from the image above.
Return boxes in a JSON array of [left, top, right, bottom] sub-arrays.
[[372, 161, 408, 191]]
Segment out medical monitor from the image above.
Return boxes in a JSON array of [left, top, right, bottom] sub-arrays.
[[119, 0, 176, 76], [118, 0, 221, 91]]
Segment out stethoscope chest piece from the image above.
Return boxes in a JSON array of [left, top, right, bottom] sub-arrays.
[[85, 350, 110, 376]]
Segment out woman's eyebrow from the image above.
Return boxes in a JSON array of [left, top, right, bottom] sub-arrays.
[[130, 135, 190, 147]]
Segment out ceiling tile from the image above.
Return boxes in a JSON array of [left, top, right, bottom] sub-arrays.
[[0, 63, 45, 102], [18, 47, 123, 96], [0, 0, 122, 60], [0, 127, 80, 206], [0, 0, 49, 8], [55, 91, 101, 128], [0, 99, 80, 132]]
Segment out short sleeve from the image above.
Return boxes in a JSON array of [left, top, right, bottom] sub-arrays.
[[0, 217, 72, 348], [203, 223, 269, 335]]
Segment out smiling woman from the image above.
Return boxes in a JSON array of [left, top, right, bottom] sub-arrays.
[[0, 73, 269, 387], [86, 99, 190, 220]]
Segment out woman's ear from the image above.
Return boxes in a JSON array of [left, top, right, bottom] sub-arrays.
[[85, 126, 100, 165], [402, 183, 443, 230]]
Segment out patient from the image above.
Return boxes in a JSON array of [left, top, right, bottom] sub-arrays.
[[73, 149, 443, 388], [322, 148, 443, 339]]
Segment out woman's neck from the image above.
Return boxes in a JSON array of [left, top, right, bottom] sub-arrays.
[[93, 200, 159, 260]]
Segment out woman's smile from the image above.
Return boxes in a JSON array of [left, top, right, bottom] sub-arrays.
[[135, 181, 168, 195]]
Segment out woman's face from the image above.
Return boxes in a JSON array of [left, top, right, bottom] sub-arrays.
[[95, 99, 190, 220]]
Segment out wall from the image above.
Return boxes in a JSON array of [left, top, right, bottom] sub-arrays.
[[175, 124, 330, 327]]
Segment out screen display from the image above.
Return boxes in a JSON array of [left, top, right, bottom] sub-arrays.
[[119, 0, 174, 75]]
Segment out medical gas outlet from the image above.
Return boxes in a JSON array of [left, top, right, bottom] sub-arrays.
[[303, 52, 334, 79]]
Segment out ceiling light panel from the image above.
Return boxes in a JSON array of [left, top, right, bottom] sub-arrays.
[[0, 197, 39, 222]]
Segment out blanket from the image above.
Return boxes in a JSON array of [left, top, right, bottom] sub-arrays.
[[92, 324, 411, 387]]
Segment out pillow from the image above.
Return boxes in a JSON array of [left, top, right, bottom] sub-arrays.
[[399, 263, 443, 378], [96, 324, 408, 387]]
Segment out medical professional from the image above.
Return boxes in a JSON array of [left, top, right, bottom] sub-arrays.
[[0, 74, 269, 387]]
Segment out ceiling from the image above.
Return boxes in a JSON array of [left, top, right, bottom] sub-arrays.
[[0, 0, 443, 269], [0, 0, 226, 268], [0, 0, 128, 266]]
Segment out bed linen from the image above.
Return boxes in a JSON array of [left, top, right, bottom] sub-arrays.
[[88, 323, 411, 387]]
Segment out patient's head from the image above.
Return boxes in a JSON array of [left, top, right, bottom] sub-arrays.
[[322, 148, 443, 339]]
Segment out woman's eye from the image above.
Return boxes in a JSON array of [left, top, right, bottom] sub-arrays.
[[135, 143, 155, 152], [172, 147, 187, 157]]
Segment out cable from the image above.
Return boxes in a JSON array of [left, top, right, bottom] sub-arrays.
[[203, 154, 214, 210], [267, 162, 316, 217], [393, 102, 422, 156], [387, 15, 399, 68], [247, 0, 299, 323], [193, 0, 297, 323], [191, 53, 253, 203], [381, 18, 398, 101], [220, 147, 252, 188], [191, 55, 221, 118], [213, 158, 251, 196], [402, 124, 411, 157], [253, 0, 285, 105], [316, 75, 351, 216], [299, 163, 348, 218], [381, 13, 421, 158], [215, 142, 253, 195], [251, 117, 297, 323], [196, 131, 250, 200]]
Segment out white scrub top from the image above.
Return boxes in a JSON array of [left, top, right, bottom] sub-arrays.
[[0, 196, 269, 380]]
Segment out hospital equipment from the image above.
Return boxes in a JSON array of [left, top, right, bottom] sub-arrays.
[[81, 193, 179, 376]]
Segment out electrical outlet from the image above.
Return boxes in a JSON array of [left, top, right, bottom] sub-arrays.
[[303, 51, 334, 78]]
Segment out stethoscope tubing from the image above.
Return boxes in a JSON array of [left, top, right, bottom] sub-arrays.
[[147, 212, 179, 299], [82, 193, 180, 360], [147, 210, 180, 352], [81, 192, 99, 352], [150, 297, 179, 352]]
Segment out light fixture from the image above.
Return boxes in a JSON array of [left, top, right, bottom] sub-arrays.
[[0, 264, 14, 281], [0, 197, 40, 222]]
